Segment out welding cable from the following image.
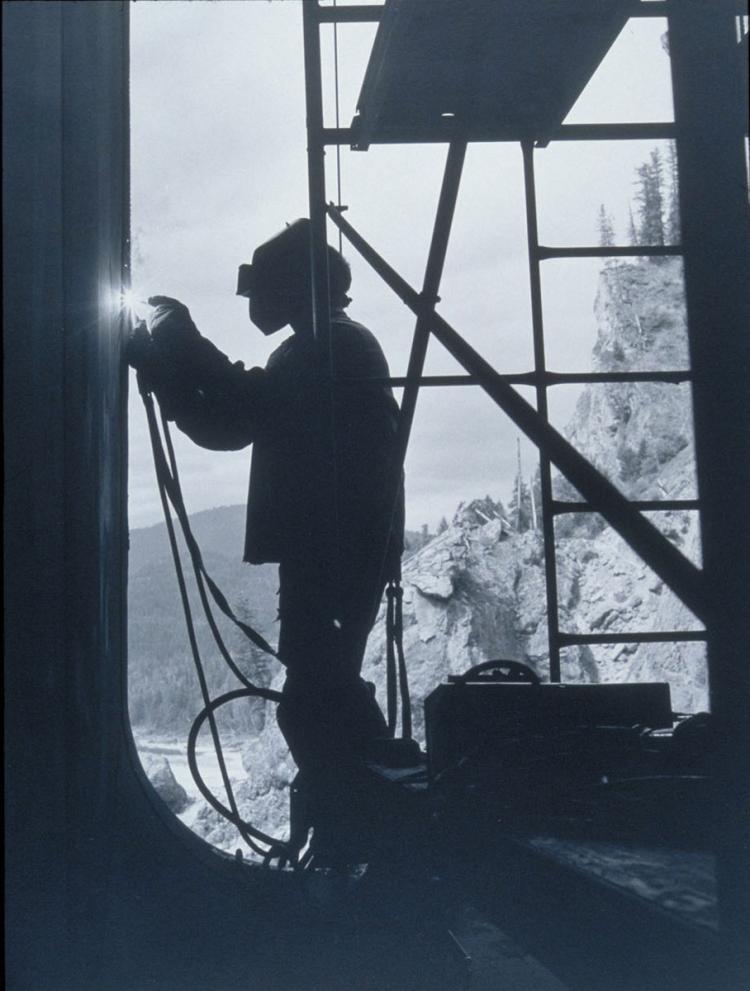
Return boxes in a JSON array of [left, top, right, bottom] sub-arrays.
[[392, 580, 413, 740], [385, 580, 412, 740], [187, 688, 304, 863], [140, 377, 296, 863], [158, 408, 279, 663], [144, 389, 267, 857], [385, 583, 398, 733], [139, 379, 276, 859], [155, 418, 262, 691], [158, 408, 280, 667]]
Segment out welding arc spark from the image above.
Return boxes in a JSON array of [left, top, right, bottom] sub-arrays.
[[117, 289, 151, 325]]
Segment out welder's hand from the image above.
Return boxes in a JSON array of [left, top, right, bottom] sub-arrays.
[[147, 295, 201, 352]]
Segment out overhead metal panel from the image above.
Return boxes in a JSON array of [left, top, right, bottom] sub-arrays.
[[352, 0, 632, 147]]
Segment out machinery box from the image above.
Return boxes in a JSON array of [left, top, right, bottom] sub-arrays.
[[424, 670, 673, 782]]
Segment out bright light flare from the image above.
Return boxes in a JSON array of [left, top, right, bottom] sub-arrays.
[[116, 288, 152, 325]]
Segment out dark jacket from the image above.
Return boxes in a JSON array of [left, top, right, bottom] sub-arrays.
[[149, 309, 404, 578]]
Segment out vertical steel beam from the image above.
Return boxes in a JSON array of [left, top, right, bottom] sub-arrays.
[[302, 1, 331, 347], [522, 141, 562, 683], [668, 1, 750, 970], [302, 0, 343, 592]]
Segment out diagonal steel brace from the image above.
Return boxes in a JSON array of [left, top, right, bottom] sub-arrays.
[[327, 203, 707, 625]]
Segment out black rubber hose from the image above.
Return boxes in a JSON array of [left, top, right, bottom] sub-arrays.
[[187, 687, 300, 859]]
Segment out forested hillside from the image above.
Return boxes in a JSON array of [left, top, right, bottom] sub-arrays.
[[128, 505, 278, 736], [128, 506, 439, 736]]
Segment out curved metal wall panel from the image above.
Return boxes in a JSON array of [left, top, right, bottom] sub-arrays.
[[3, 3, 135, 983], [3, 6, 300, 988]]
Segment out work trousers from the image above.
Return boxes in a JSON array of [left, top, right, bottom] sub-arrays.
[[275, 555, 389, 771]]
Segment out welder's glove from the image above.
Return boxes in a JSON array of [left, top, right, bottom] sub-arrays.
[[147, 295, 201, 348], [145, 295, 210, 402], [122, 300, 194, 416]]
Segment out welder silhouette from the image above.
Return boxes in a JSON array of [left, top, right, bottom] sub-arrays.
[[128, 220, 404, 862]]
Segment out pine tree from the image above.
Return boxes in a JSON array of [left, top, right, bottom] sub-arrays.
[[437, 516, 449, 534], [634, 148, 665, 253], [508, 476, 533, 532], [627, 205, 639, 246], [596, 204, 616, 248], [666, 141, 681, 245], [649, 148, 666, 245], [531, 468, 542, 530], [509, 441, 533, 533]]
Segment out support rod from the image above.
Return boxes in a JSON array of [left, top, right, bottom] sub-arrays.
[[326, 204, 707, 624], [374, 141, 467, 601], [522, 141, 561, 682], [302, 1, 331, 348], [391, 142, 467, 492], [303, 0, 343, 613]]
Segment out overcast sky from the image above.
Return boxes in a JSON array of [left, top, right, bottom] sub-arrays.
[[128, 0, 674, 532]]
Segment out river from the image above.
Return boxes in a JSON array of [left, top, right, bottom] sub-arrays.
[[133, 733, 262, 857]]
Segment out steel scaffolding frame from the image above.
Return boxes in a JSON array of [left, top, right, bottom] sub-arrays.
[[302, 0, 749, 963]]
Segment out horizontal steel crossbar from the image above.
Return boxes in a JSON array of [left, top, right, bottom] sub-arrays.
[[629, 0, 748, 15], [337, 369, 693, 387], [553, 499, 701, 513], [546, 370, 692, 384], [558, 630, 707, 646], [327, 203, 707, 623], [543, 122, 676, 141], [537, 245, 682, 260], [328, 122, 678, 147]]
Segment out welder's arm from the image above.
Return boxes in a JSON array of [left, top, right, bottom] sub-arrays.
[[128, 297, 267, 451], [170, 347, 266, 451]]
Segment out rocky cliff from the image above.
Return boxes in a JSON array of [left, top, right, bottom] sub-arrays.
[[182, 258, 708, 854], [565, 258, 694, 500], [361, 260, 705, 724]]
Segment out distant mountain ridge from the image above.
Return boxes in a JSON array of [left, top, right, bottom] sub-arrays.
[[129, 503, 249, 570]]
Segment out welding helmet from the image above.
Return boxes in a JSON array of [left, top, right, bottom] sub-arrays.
[[236, 219, 351, 335]]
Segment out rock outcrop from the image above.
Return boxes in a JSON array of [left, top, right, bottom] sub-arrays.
[[143, 755, 192, 815], [360, 259, 706, 736], [565, 259, 694, 501]]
